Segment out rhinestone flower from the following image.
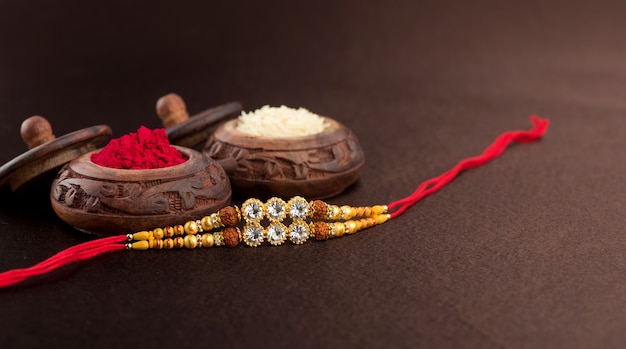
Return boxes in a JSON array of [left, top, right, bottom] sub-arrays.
[[288, 196, 309, 220], [242, 198, 264, 222], [266, 198, 287, 221], [289, 223, 309, 245], [243, 224, 264, 247], [267, 223, 287, 246]]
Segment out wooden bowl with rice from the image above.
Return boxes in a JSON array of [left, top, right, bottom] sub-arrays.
[[203, 106, 364, 199]]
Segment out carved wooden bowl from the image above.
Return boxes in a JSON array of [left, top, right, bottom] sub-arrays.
[[203, 117, 364, 199], [50, 146, 231, 235]]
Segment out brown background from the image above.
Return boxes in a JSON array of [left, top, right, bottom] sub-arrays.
[[1, 0, 625, 348]]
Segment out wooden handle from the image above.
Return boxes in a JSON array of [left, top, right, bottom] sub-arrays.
[[20, 115, 55, 149], [156, 93, 189, 128]]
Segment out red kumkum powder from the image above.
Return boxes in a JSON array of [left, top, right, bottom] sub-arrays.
[[91, 126, 186, 169]]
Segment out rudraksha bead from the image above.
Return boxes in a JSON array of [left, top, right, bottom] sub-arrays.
[[219, 206, 240, 226], [311, 200, 328, 220], [313, 221, 330, 241], [222, 227, 240, 248]]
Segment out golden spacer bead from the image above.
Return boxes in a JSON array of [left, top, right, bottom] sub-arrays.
[[184, 221, 199, 235], [202, 233, 215, 247], [328, 205, 341, 219], [213, 232, 224, 246], [210, 213, 222, 228], [183, 235, 198, 249]]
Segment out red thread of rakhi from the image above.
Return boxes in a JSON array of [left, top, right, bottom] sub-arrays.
[[0, 116, 550, 289]]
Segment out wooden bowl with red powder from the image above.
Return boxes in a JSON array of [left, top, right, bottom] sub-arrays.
[[50, 127, 231, 235]]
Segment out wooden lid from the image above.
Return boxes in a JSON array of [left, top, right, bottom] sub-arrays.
[[0, 116, 112, 191], [156, 93, 243, 149]]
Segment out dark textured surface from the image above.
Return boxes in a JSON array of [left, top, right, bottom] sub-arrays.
[[1, 1, 625, 348]]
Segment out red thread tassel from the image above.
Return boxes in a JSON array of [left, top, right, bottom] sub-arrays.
[[387, 115, 550, 218], [0, 235, 127, 289]]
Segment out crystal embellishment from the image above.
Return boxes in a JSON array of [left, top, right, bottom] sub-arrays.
[[213, 232, 224, 246], [289, 223, 309, 245], [244, 224, 264, 247], [288, 197, 309, 219], [267, 223, 287, 246], [242, 199, 264, 222], [266, 198, 287, 221]]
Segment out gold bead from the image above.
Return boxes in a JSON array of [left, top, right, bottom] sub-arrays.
[[333, 222, 345, 237], [354, 220, 362, 231], [202, 233, 215, 247], [330, 206, 342, 220], [340, 205, 353, 220], [173, 237, 184, 248], [345, 220, 358, 234], [164, 226, 175, 238], [201, 216, 213, 231], [364, 207, 372, 217], [183, 235, 198, 249], [184, 221, 199, 235], [153, 239, 164, 250], [174, 225, 185, 236], [153, 228, 164, 239], [164, 238, 174, 249]]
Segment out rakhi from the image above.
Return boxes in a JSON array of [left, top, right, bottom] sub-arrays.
[[0, 116, 550, 288]]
